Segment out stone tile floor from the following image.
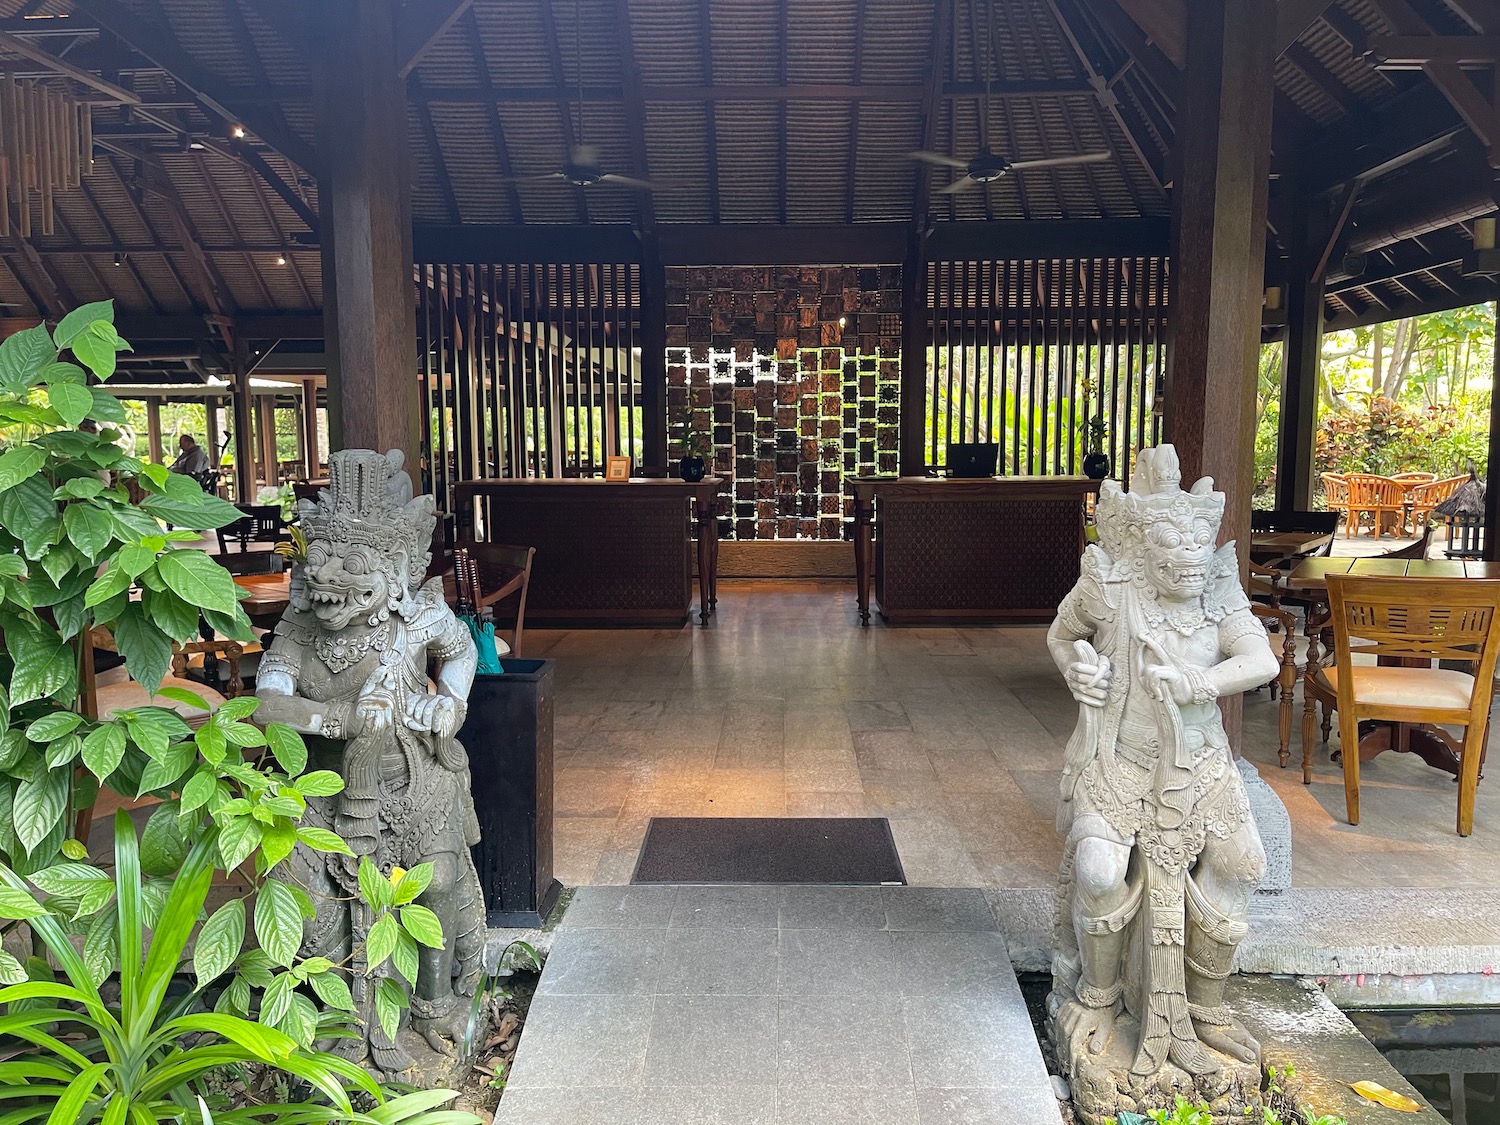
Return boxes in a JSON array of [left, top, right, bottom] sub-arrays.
[[522, 580, 1500, 892], [496, 885, 1062, 1125]]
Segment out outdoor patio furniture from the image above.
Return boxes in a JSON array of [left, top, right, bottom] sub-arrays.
[[455, 542, 536, 657], [1320, 573, 1500, 836], [216, 504, 285, 553], [1344, 473, 1407, 538], [1321, 472, 1350, 531], [1410, 474, 1469, 534], [1251, 602, 1299, 769]]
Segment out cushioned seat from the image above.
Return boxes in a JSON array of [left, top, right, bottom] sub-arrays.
[[1316, 664, 1475, 710], [95, 675, 226, 727]]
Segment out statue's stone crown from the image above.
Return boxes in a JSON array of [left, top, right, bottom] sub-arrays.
[[299, 449, 436, 586], [1094, 444, 1224, 559]]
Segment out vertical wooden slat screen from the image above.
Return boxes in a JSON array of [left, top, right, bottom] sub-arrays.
[[416, 262, 644, 512], [925, 255, 1167, 486]]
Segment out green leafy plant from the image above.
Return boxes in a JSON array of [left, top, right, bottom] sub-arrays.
[[0, 304, 478, 1123]]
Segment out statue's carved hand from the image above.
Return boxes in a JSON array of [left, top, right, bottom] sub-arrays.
[[1064, 641, 1111, 708], [1056, 996, 1118, 1056], [1142, 662, 1193, 705], [355, 691, 397, 735], [404, 693, 458, 738]]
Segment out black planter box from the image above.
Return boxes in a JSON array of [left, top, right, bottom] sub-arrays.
[[460, 658, 562, 928]]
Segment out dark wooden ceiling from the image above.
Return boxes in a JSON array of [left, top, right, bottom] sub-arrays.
[[0, 0, 1492, 344]]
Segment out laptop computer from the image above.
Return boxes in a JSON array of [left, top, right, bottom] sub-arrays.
[[946, 442, 999, 478]]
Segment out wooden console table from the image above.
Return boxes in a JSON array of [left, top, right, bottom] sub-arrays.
[[453, 478, 721, 626], [852, 476, 1099, 625]]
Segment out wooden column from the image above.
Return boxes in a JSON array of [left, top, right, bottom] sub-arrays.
[[1484, 302, 1500, 562], [1164, 0, 1276, 751], [1165, 0, 1276, 546], [639, 241, 668, 471], [145, 396, 163, 465], [205, 397, 222, 475], [1275, 192, 1324, 512], [302, 377, 321, 478], [899, 228, 930, 476], [258, 395, 278, 491], [231, 339, 255, 503], [312, 0, 419, 470]]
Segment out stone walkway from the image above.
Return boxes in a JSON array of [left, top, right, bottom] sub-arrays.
[[496, 885, 1062, 1125]]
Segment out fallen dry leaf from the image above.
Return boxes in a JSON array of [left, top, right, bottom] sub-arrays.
[[1349, 1081, 1423, 1112]]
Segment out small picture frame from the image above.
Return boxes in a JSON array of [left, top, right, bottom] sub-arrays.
[[605, 455, 631, 482]]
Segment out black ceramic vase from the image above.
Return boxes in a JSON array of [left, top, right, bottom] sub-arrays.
[[1082, 451, 1111, 480], [679, 455, 707, 482]]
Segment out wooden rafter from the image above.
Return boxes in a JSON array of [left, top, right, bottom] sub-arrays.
[[397, 0, 474, 79], [0, 29, 139, 103], [535, 0, 589, 223], [405, 79, 1099, 103], [1275, 0, 1337, 55], [409, 74, 462, 224], [1074, 0, 1180, 106], [1366, 35, 1500, 65], [912, 0, 954, 227], [1445, 0, 1500, 33], [845, 0, 866, 224], [1283, 42, 1364, 117], [240, 167, 313, 308], [696, 0, 721, 224], [192, 151, 272, 309], [5, 226, 76, 316], [225, 142, 319, 237], [79, 173, 176, 313], [776, 0, 788, 224], [613, 0, 657, 235], [971, 0, 995, 220], [460, 8, 523, 224]]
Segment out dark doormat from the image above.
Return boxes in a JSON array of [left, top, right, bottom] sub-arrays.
[[631, 817, 907, 885]]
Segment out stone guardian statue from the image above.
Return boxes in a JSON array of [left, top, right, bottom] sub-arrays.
[[1045, 445, 1277, 1123], [255, 448, 486, 1086]]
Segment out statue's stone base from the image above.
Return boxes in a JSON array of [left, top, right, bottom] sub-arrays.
[[1052, 1009, 1261, 1125], [382, 1014, 489, 1091]]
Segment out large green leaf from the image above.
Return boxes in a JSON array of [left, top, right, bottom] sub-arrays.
[[80, 722, 126, 781], [8, 624, 74, 705], [398, 904, 445, 949], [255, 879, 305, 968], [113, 603, 173, 694], [0, 322, 55, 391], [139, 800, 187, 877], [87, 386, 127, 424], [295, 770, 344, 798], [217, 816, 261, 872], [193, 898, 245, 986], [306, 968, 354, 1012], [137, 740, 194, 794], [13, 766, 68, 851], [140, 586, 200, 642], [142, 488, 244, 531], [157, 549, 242, 615], [70, 320, 130, 379], [374, 976, 405, 1043], [23, 712, 83, 742], [62, 501, 114, 561], [52, 301, 113, 350], [358, 857, 395, 913], [0, 445, 44, 493], [44, 382, 91, 428], [0, 475, 59, 559], [265, 723, 307, 775], [365, 913, 399, 972]]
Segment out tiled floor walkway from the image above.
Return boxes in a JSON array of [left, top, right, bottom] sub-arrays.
[[497, 885, 1061, 1125], [527, 580, 1500, 892]]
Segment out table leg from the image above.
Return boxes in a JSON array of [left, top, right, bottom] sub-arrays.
[[695, 496, 715, 625], [1300, 599, 1325, 784], [854, 495, 874, 626]]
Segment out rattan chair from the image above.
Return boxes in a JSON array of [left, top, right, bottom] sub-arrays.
[[1344, 474, 1407, 539], [1321, 473, 1350, 533], [1410, 475, 1469, 534]]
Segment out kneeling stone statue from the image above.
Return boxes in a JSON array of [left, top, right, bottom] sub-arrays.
[[1046, 445, 1277, 1124], [255, 449, 485, 1086]]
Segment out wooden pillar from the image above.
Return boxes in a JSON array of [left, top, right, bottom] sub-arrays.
[[1275, 192, 1324, 512], [312, 0, 419, 470], [1484, 302, 1500, 562], [258, 395, 278, 489], [145, 396, 163, 464], [1164, 0, 1275, 750], [231, 340, 255, 503], [302, 377, 321, 478], [639, 240, 667, 471], [205, 397, 222, 473], [900, 228, 930, 476]]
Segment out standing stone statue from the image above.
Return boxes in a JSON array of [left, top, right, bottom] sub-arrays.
[[255, 448, 486, 1085], [1045, 445, 1277, 1124]]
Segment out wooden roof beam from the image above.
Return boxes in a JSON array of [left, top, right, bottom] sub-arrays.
[[1073, 0, 1180, 106], [534, 0, 588, 223], [697, 0, 721, 223], [613, 0, 657, 235], [1110, 0, 1185, 67], [397, 0, 474, 79], [459, 7, 523, 223], [1284, 42, 1365, 116], [405, 80, 1098, 103], [911, 0, 953, 227], [5, 227, 77, 317], [409, 74, 462, 224], [71, 0, 318, 173], [0, 28, 139, 102], [1366, 35, 1500, 66], [1446, 0, 1500, 33], [845, 0, 866, 224], [1275, 0, 1336, 55]]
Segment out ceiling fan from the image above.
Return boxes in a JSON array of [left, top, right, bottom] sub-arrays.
[[908, 0, 1109, 193], [499, 0, 654, 193]]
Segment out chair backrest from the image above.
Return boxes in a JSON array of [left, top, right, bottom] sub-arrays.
[[1250, 509, 1341, 536], [1321, 473, 1350, 504], [1411, 475, 1469, 507], [1344, 473, 1385, 504], [1325, 575, 1500, 685], [1376, 523, 1434, 560], [1390, 472, 1437, 485]]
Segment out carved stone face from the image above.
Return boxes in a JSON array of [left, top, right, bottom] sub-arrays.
[[304, 539, 393, 630], [1142, 515, 1215, 601]]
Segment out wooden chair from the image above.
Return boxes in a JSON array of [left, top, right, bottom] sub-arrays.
[[1410, 475, 1468, 534], [1390, 471, 1437, 487], [1251, 602, 1300, 769], [1321, 574, 1500, 836], [1344, 474, 1407, 538], [455, 542, 536, 658], [1321, 473, 1350, 532], [216, 504, 284, 553]]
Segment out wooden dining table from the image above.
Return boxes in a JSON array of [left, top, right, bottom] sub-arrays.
[[233, 572, 291, 631], [1249, 530, 1334, 565], [1286, 555, 1500, 781]]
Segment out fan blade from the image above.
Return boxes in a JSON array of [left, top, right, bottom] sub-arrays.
[[599, 173, 655, 190], [1008, 152, 1112, 171], [937, 177, 981, 194], [494, 172, 569, 185], [909, 150, 971, 170]]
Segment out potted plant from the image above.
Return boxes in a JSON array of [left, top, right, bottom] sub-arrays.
[[0, 302, 478, 1125], [679, 425, 708, 482], [1083, 416, 1112, 479]]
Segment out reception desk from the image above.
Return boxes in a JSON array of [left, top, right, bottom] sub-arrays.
[[852, 476, 1099, 625], [453, 478, 721, 626]]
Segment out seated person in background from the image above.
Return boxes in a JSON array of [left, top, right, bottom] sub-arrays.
[[170, 433, 211, 477]]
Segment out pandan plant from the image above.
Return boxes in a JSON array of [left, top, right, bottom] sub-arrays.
[[0, 302, 479, 1124]]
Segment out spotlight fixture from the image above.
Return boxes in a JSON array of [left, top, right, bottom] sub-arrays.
[[1464, 216, 1500, 276], [275, 255, 287, 266], [838, 316, 847, 328], [112, 252, 122, 266], [188, 141, 205, 150], [231, 125, 246, 139]]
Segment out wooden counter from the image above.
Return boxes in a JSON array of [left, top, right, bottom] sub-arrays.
[[453, 478, 721, 626], [852, 476, 1099, 625]]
